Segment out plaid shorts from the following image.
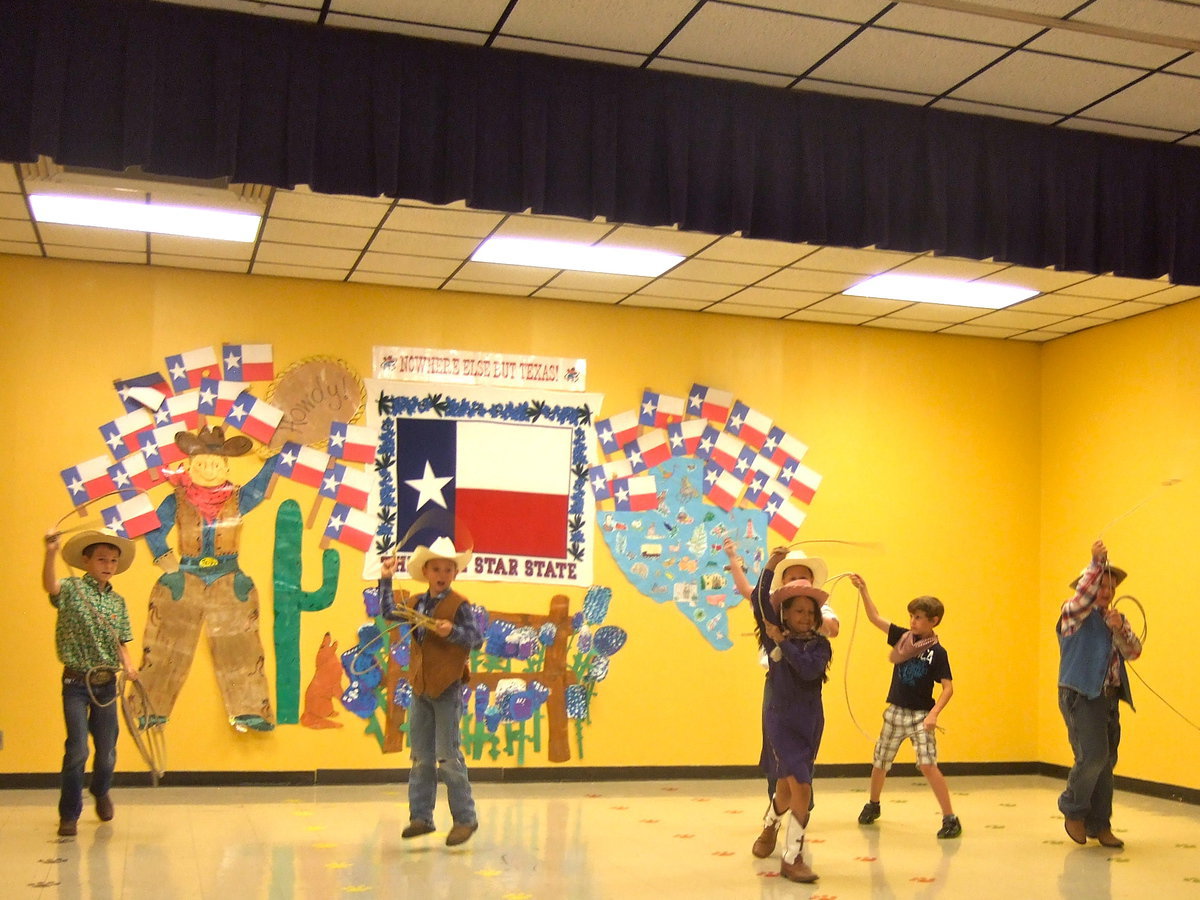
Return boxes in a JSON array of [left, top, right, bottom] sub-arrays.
[[872, 703, 938, 769]]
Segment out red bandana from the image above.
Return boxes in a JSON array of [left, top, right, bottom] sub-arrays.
[[165, 471, 236, 523]]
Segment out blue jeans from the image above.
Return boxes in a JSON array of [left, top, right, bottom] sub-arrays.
[[60, 679, 119, 821], [407, 682, 476, 827], [1057, 686, 1121, 830]]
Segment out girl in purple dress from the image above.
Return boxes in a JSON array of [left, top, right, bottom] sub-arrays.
[[750, 546, 832, 884]]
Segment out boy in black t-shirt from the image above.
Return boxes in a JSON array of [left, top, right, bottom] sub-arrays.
[[849, 574, 961, 839]]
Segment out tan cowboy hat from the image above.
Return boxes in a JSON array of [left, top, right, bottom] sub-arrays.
[[1070, 564, 1127, 590], [770, 549, 828, 592], [770, 581, 830, 609], [176, 425, 252, 457], [62, 528, 136, 574], [407, 536, 473, 582]]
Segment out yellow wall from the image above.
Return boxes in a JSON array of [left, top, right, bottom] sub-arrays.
[[8, 251, 1179, 786]]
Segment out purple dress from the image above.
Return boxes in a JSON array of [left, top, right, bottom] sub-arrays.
[[752, 566, 831, 782]]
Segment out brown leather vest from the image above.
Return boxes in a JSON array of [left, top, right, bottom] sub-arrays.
[[409, 589, 471, 698], [175, 486, 242, 557]]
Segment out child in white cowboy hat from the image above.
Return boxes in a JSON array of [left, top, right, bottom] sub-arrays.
[[42, 526, 139, 837], [379, 536, 483, 847]]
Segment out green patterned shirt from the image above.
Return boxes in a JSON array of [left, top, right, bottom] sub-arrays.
[[50, 575, 132, 670]]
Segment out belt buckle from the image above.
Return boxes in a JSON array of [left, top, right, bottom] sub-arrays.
[[199, 556, 219, 568]]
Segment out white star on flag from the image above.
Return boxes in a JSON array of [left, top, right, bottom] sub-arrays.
[[404, 461, 453, 510]]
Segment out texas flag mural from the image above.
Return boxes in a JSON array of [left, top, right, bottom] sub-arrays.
[[394, 417, 571, 558], [328, 422, 377, 465], [687, 383, 733, 423], [113, 372, 171, 413], [275, 442, 331, 488], [323, 504, 378, 552], [638, 390, 686, 428], [99, 409, 155, 459], [164, 347, 220, 391], [222, 343, 274, 382], [61, 456, 119, 505], [101, 493, 161, 539], [197, 378, 248, 418], [225, 391, 284, 444]]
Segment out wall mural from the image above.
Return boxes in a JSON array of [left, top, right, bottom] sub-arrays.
[[590, 385, 821, 651]]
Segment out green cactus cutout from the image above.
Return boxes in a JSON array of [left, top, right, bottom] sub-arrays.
[[273, 499, 340, 724]]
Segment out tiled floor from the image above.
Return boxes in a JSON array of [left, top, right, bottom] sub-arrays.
[[3, 775, 1198, 898]]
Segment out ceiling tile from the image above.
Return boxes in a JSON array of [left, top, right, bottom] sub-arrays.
[[385, 205, 503, 237], [632, 279, 739, 302], [1074, 0, 1200, 38], [1010, 330, 1060, 342], [0, 218, 36, 242], [491, 36, 645, 67], [1138, 284, 1200, 305], [784, 308, 874, 325], [326, 0, 510, 31], [891, 256, 1007, 279], [164, 0, 321, 23], [256, 243, 359, 269], [1039, 315, 1110, 333], [759, 267, 861, 293], [454, 261, 554, 286], [1008, 294, 1114, 316], [1059, 117, 1187, 141], [269, 189, 391, 228], [500, 0, 699, 54], [885, 303, 987, 322], [251, 262, 347, 281], [1056, 275, 1168, 300], [150, 235, 254, 260], [722, 286, 827, 309], [667, 258, 777, 284], [442, 279, 536, 297], [38, 224, 145, 251], [977, 266, 1092, 292], [323, 13, 489, 41], [1086, 300, 1162, 320], [349, 271, 446, 290], [940, 323, 1025, 338], [930, 97, 1062, 124], [620, 295, 711, 312], [0, 193, 32, 217], [602, 225, 718, 255], [1024, 29, 1182, 69], [705, 302, 788, 318], [495, 215, 613, 243], [797, 79, 934, 105], [44, 245, 146, 264], [545, 271, 651, 292], [730, 1, 891, 20], [949, 50, 1142, 114], [967, 308, 1067, 328], [1166, 54, 1200, 77], [151, 253, 249, 273], [863, 318, 945, 332], [807, 29, 1008, 95], [958, 0, 1091, 14], [369, 230, 482, 258], [0, 164, 20, 192], [876, 4, 1043, 44], [664, 3, 859, 76], [1080, 72, 1200, 133], [355, 252, 459, 278], [261, 218, 375, 249], [534, 287, 627, 305], [698, 235, 813, 266], [647, 58, 799, 88], [0, 240, 40, 256], [794, 246, 916, 274], [806, 295, 908, 315]]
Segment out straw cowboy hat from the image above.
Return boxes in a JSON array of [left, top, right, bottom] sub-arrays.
[[62, 528, 136, 574], [770, 549, 828, 592], [175, 425, 252, 457], [407, 536, 473, 582], [1070, 564, 1127, 590], [770, 581, 830, 610]]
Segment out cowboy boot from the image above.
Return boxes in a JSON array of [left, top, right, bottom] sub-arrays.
[[779, 813, 819, 883], [752, 798, 783, 858]]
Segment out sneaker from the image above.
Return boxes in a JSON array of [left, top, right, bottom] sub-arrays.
[[95, 793, 114, 822], [445, 822, 478, 846], [401, 820, 436, 839], [858, 801, 881, 825], [57, 819, 78, 837], [937, 814, 962, 839]]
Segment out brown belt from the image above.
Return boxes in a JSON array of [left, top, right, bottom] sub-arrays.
[[63, 667, 115, 685]]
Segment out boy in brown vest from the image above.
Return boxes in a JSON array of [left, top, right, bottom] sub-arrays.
[[380, 537, 483, 846]]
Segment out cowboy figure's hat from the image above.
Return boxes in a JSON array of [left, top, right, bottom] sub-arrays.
[[175, 425, 252, 457]]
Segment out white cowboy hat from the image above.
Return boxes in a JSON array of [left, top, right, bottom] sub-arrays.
[[62, 528, 136, 574], [407, 536, 472, 582], [770, 549, 828, 592]]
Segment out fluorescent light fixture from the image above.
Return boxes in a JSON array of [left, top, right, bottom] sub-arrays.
[[471, 236, 683, 277], [29, 193, 261, 242], [843, 273, 1039, 309]]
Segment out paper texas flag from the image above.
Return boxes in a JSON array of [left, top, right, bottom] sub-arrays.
[[165, 347, 220, 392], [394, 417, 571, 559], [225, 391, 284, 444], [101, 494, 161, 539], [328, 422, 377, 465], [323, 504, 377, 552], [222, 343, 274, 382], [61, 456, 119, 505]]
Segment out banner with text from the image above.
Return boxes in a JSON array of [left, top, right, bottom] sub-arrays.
[[374, 346, 586, 391]]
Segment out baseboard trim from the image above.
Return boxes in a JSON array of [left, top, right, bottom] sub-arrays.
[[2, 762, 1196, 804]]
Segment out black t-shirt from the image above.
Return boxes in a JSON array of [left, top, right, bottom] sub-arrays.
[[885, 623, 952, 711]]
